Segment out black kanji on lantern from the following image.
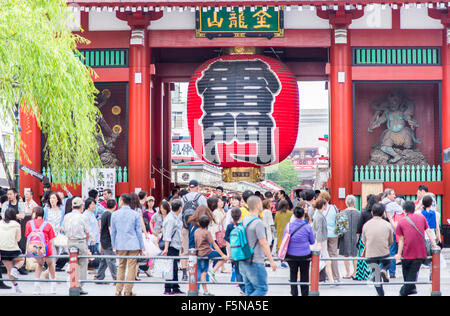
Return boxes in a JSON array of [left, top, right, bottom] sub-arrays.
[[196, 59, 281, 165]]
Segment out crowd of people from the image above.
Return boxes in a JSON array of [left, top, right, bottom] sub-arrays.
[[0, 180, 443, 296]]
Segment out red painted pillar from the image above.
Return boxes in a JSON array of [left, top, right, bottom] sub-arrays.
[[128, 28, 151, 194], [329, 26, 353, 209], [431, 248, 441, 296], [442, 28, 450, 225], [309, 250, 320, 296], [19, 109, 41, 202], [151, 76, 163, 203], [162, 82, 172, 199]]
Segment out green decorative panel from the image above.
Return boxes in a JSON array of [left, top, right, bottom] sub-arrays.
[[78, 49, 128, 68], [354, 165, 441, 182], [353, 47, 440, 66]]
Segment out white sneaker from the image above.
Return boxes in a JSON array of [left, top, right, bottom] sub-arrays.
[[208, 269, 217, 283], [33, 283, 41, 295], [12, 284, 22, 294], [50, 282, 56, 294], [10, 267, 19, 279]]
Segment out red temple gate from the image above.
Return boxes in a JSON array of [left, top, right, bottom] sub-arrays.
[[17, 0, 450, 244]]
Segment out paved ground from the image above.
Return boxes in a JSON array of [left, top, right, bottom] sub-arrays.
[[1, 249, 449, 296]]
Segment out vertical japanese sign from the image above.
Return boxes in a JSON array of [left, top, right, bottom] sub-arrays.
[[196, 6, 284, 39], [172, 138, 201, 164], [82, 168, 116, 200]]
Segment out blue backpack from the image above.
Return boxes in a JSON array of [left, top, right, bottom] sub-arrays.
[[229, 217, 259, 261]]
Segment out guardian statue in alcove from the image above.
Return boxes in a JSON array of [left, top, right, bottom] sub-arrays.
[[368, 89, 425, 165]]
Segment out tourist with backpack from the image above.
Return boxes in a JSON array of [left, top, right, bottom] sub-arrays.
[[225, 207, 245, 295], [25, 206, 57, 295], [231, 195, 277, 296], [179, 180, 207, 281], [0, 208, 25, 293]]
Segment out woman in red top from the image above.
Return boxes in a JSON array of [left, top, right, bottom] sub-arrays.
[[25, 206, 56, 295]]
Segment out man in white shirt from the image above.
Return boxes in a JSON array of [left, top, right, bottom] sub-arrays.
[[63, 197, 90, 295]]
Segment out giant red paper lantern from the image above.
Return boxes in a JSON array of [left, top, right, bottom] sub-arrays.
[[187, 54, 299, 168]]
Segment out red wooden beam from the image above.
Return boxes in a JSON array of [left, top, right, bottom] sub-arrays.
[[351, 29, 443, 47], [352, 181, 444, 196], [148, 29, 331, 48], [352, 66, 442, 81], [91, 67, 129, 82], [75, 31, 131, 49]]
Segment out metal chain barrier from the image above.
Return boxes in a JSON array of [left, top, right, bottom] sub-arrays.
[[0, 248, 442, 296]]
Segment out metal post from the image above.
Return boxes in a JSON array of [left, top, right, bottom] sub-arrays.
[[309, 250, 320, 296], [14, 102, 20, 191], [431, 248, 441, 296], [68, 247, 80, 296], [187, 248, 198, 296]]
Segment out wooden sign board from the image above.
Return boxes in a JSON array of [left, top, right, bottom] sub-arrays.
[[196, 6, 284, 39], [361, 180, 384, 210], [222, 167, 263, 182]]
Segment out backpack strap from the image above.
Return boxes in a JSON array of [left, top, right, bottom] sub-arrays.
[[192, 193, 202, 203], [30, 220, 36, 231], [244, 216, 259, 229], [38, 221, 48, 232], [244, 216, 261, 264]]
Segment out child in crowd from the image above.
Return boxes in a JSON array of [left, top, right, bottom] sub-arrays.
[[194, 215, 228, 296], [225, 207, 245, 295]]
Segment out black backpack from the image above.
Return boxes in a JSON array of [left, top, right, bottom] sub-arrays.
[[182, 194, 202, 229]]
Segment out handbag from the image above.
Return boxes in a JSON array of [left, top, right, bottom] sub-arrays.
[[143, 233, 161, 258], [215, 225, 227, 249], [277, 222, 307, 260], [53, 233, 68, 248], [405, 215, 432, 264]]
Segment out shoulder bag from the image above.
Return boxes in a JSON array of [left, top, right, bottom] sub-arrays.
[[277, 222, 307, 260], [405, 215, 432, 264]]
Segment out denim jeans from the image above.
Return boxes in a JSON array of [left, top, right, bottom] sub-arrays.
[[367, 255, 391, 296], [239, 261, 268, 296], [389, 233, 398, 276], [232, 261, 245, 293]]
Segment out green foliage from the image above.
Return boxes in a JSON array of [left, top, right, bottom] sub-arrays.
[[265, 159, 299, 193], [0, 0, 102, 183]]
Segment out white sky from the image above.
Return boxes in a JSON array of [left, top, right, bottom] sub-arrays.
[[298, 81, 329, 109]]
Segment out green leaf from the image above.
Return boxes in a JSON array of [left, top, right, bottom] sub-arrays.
[[0, 0, 102, 183]]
